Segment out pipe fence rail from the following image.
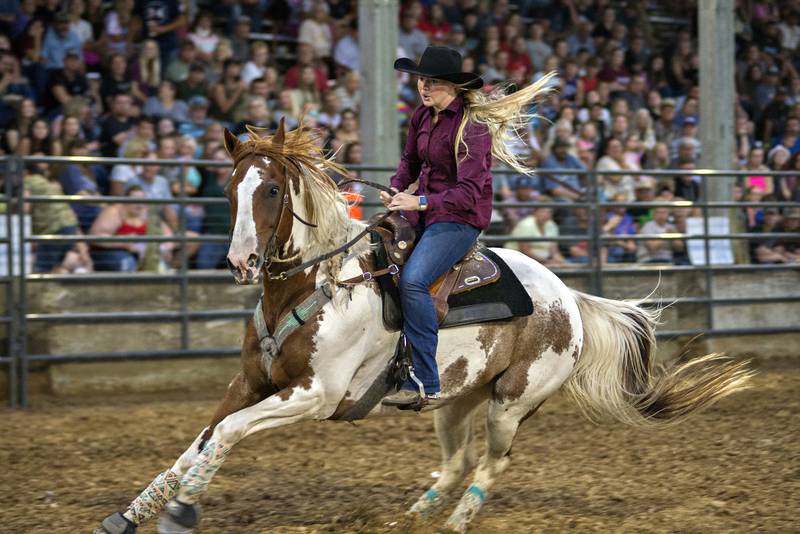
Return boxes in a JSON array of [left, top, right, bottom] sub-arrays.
[[1, 155, 798, 407]]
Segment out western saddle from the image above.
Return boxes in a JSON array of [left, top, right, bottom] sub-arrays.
[[356, 213, 501, 324]]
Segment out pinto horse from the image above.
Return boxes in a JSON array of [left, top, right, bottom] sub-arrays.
[[95, 121, 753, 534]]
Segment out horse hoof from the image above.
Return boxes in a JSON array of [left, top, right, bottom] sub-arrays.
[[157, 500, 201, 534], [96, 512, 136, 534]]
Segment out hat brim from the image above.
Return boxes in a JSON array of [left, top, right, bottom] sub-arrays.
[[394, 58, 483, 90]]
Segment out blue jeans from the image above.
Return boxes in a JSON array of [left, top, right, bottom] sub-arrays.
[[91, 249, 139, 272], [400, 222, 480, 394], [196, 242, 228, 269]]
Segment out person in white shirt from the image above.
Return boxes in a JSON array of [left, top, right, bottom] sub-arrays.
[[333, 20, 359, 73], [241, 42, 270, 85], [298, 2, 333, 61]]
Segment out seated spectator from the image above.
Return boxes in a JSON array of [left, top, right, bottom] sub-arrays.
[[284, 43, 328, 93], [178, 96, 212, 139], [230, 16, 252, 62], [767, 145, 791, 170], [17, 118, 54, 156], [298, 2, 333, 63], [653, 98, 678, 145], [674, 162, 701, 202], [743, 187, 766, 232], [233, 96, 272, 135], [778, 151, 800, 202], [4, 98, 37, 153], [42, 11, 82, 71], [644, 141, 671, 170], [778, 207, 800, 262], [127, 151, 177, 230], [500, 174, 541, 231], [49, 50, 88, 112], [333, 20, 359, 74], [741, 146, 774, 196], [541, 137, 585, 202], [165, 41, 198, 84], [272, 89, 300, 131], [117, 117, 156, 157], [629, 179, 657, 227], [773, 115, 800, 154], [242, 41, 271, 85], [334, 70, 361, 113], [398, 11, 428, 61], [289, 66, 322, 117], [597, 138, 635, 202], [195, 147, 231, 269], [632, 108, 657, 151], [89, 185, 151, 271], [750, 207, 793, 264], [209, 58, 246, 125], [187, 12, 220, 63], [102, 0, 134, 57], [334, 108, 359, 147], [671, 200, 691, 265], [130, 39, 162, 101], [142, 80, 188, 123], [559, 207, 594, 264], [99, 93, 136, 157], [318, 90, 343, 130], [100, 54, 134, 108], [506, 199, 565, 266], [637, 207, 684, 264], [669, 116, 702, 163], [109, 138, 148, 196], [23, 160, 92, 273], [598, 47, 630, 94], [603, 192, 638, 263], [176, 63, 208, 102]]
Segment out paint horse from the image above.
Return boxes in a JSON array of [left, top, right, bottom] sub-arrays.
[[95, 121, 753, 534]]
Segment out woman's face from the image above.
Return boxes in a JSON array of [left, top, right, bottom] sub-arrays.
[[341, 111, 357, 132], [63, 116, 81, 136], [158, 118, 175, 136], [21, 98, 36, 118], [417, 77, 456, 110], [158, 81, 175, 100], [607, 139, 623, 158], [124, 190, 147, 218], [32, 120, 49, 140], [749, 148, 764, 166], [534, 207, 553, 223], [143, 40, 159, 59], [300, 66, 316, 87]]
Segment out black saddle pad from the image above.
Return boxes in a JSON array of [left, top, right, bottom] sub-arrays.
[[370, 233, 534, 330]]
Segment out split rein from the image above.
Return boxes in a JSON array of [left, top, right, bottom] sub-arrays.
[[266, 179, 396, 282]]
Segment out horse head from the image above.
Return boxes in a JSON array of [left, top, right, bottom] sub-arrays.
[[222, 119, 347, 285]]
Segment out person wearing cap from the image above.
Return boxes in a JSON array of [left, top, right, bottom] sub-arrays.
[[654, 98, 678, 144], [49, 49, 88, 109], [380, 46, 554, 409], [178, 95, 212, 139], [669, 116, 701, 164], [42, 11, 82, 70], [541, 137, 585, 202], [398, 11, 429, 62]]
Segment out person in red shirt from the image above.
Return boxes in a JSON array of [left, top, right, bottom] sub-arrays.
[[380, 46, 554, 409], [507, 35, 533, 80], [598, 47, 631, 93], [283, 42, 329, 93], [417, 3, 450, 42]]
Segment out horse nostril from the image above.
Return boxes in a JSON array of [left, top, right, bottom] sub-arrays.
[[247, 254, 258, 268]]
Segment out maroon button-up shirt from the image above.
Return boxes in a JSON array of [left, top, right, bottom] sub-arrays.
[[390, 96, 493, 230]]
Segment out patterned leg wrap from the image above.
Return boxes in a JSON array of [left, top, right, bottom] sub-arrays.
[[123, 470, 181, 525], [445, 484, 486, 533], [409, 488, 441, 515], [177, 440, 231, 503]]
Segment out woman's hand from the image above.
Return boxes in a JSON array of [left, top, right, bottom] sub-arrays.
[[388, 192, 422, 211], [379, 187, 399, 208]]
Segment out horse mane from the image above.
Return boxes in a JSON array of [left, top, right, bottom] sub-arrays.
[[230, 123, 368, 282]]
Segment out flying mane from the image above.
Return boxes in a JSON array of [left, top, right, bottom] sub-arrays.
[[230, 124, 369, 282]]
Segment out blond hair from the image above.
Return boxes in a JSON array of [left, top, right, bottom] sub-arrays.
[[454, 72, 557, 174]]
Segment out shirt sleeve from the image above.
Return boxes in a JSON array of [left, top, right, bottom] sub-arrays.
[[425, 121, 491, 212], [390, 107, 424, 192]]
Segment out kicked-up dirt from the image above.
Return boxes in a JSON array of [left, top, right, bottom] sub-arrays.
[[1, 363, 798, 533]]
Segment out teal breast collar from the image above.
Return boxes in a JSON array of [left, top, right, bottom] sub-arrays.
[[253, 284, 333, 373]]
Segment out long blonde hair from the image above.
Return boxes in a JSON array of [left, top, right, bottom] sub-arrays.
[[454, 72, 557, 174]]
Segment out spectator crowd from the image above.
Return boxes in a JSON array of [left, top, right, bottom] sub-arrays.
[[0, 0, 797, 273]]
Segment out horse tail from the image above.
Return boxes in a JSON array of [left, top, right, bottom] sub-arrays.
[[563, 291, 754, 427]]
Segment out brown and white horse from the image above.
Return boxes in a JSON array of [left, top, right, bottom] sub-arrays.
[[95, 122, 753, 534]]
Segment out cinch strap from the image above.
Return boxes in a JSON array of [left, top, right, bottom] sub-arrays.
[[253, 284, 332, 373]]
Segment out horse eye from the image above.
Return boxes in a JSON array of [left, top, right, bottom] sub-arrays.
[[268, 185, 280, 197]]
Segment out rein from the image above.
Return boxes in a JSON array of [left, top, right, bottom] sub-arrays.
[[267, 179, 396, 281]]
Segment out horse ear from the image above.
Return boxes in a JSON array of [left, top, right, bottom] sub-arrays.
[[272, 117, 286, 151], [223, 128, 240, 157]]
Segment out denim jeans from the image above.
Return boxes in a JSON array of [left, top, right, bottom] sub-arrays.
[[91, 249, 139, 272], [34, 226, 78, 273], [400, 222, 480, 393], [196, 242, 229, 269]]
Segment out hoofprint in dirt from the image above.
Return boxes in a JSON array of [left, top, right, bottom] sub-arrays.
[[1, 366, 797, 534]]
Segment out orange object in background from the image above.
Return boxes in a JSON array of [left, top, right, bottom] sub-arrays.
[[341, 192, 364, 220]]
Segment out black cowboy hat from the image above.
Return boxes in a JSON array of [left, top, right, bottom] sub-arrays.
[[394, 46, 483, 90]]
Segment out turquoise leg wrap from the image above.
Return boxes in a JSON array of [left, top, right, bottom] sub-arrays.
[[465, 484, 486, 503]]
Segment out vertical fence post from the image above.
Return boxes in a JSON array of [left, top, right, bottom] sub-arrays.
[[588, 169, 603, 296], [178, 163, 189, 351], [4, 157, 18, 407], [13, 156, 28, 407]]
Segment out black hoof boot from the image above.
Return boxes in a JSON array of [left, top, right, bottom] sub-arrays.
[[94, 512, 136, 534], [157, 499, 201, 534]]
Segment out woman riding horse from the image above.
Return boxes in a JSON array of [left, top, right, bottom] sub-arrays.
[[381, 46, 552, 409]]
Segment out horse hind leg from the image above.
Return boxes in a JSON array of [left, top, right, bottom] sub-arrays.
[[407, 386, 489, 515]]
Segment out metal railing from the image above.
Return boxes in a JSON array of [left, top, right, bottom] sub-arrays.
[[1, 155, 798, 407]]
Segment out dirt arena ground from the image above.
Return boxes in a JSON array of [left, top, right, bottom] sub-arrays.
[[2, 362, 798, 534]]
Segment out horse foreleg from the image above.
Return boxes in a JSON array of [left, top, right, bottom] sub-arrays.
[[95, 372, 263, 534], [408, 387, 488, 515], [157, 377, 324, 534]]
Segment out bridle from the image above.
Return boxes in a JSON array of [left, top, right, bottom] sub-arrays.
[[263, 178, 396, 281]]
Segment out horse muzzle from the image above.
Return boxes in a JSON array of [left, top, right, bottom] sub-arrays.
[[226, 252, 264, 285]]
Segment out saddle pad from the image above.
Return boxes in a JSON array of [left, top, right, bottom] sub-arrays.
[[370, 235, 533, 331]]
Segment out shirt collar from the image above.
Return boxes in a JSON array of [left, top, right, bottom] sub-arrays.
[[441, 94, 463, 115]]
